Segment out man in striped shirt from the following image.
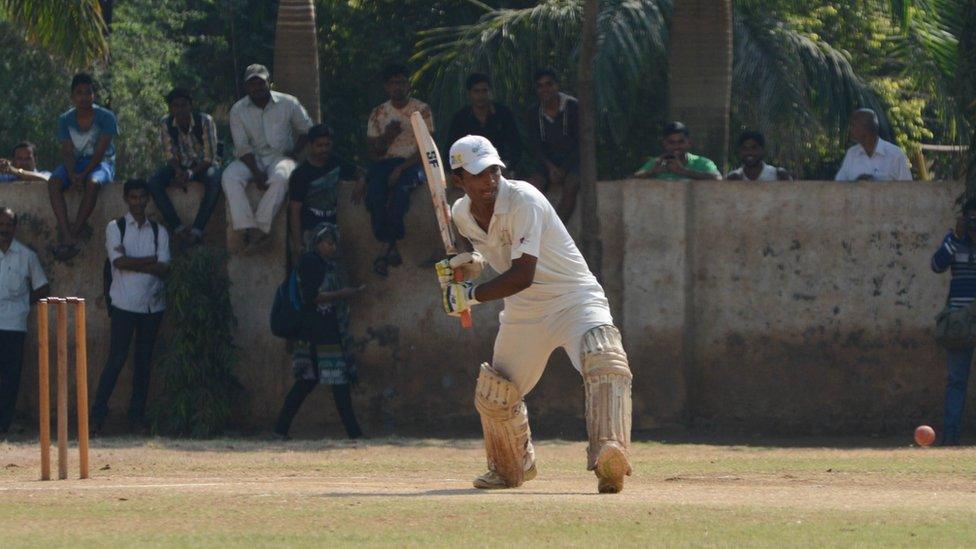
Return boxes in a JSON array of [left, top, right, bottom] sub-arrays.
[[146, 88, 222, 248], [930, 197, 976, 445]]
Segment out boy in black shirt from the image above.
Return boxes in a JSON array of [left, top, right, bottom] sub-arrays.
[[288, 124, 365, 253]]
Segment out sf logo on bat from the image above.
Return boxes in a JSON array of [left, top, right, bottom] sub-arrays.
[[426, 151, 440, 168]]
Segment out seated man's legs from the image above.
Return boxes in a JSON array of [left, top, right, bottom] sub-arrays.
[[386, 164, 424, 243], [221, 159, 258, 232], [146, 165, 184, 231], [74, 160, 113, 239], [556, 169, 580, 221], [189, 165, 223, 237], [255, 157, 297, 234], [364, 158, 404, 243], [47, 163, 76, 246]]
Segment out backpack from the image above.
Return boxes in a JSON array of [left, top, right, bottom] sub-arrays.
[[270, 267, 304, 339], [102, 217, 159, 315]]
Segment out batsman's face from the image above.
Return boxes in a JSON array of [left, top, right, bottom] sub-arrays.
[[455, 165, 501, 206]]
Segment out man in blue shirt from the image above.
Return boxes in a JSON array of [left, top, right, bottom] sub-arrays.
[[931, 197, 976, 445], [48, 73, 119, 261]]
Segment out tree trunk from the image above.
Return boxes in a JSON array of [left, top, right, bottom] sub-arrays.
[[577, 0, 602, 279], [273, 0, 321, 123], [667, 0, 733, 171]]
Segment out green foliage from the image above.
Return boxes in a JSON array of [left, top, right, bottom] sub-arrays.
[[0, 0, 108, 67], [151, 246, 242, 438], [0, 22, 71, 168]]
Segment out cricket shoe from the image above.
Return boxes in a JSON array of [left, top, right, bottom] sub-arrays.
[[472, 462, 537, 489], [594, 441, 632, 494]]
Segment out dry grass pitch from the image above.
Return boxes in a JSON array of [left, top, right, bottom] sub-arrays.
[[3, 437, 976, 546]]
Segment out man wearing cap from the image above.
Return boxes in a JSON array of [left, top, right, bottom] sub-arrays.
[[434, 135, 634, 494], [223, 64, 313, 252]]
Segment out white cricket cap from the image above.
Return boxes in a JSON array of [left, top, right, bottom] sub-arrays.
[[448, 135, 506, 175]]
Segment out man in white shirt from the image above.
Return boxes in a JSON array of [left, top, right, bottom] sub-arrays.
[[726, 131, 791, 181], [835, 108, 913, 182], [223, 64, 313, 252], [92, 180, 170, 432], [0, 207, 49, 434], [436, 135, 633, 494]]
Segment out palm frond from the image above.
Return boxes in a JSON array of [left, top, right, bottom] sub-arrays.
[[412, 0, 670, 144], [0, 0, 108, 66]]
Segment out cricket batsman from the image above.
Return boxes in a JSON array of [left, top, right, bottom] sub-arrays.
[[436, 135, 633, 493]]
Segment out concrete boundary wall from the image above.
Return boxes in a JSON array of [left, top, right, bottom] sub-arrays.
[[0, 179, 962, 436]]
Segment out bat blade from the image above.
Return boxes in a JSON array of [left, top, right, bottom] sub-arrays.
[[411, 111, 472, 329]]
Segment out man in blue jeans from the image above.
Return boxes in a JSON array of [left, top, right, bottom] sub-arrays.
[[364, 64, 433, 276], [146, 88, 222, 248], [931, 197, 976, 445]]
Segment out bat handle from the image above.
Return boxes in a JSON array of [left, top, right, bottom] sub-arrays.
[[455, 269, 473, 329]]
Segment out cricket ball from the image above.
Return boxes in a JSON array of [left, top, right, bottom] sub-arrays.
[[914, 425, 936, 447]]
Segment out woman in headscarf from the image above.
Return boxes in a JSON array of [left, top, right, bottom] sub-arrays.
[[274, 222, 364, 438]]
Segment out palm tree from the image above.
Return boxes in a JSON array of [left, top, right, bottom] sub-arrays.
[[667, 0, 732, 170], [414, 0, 884, 176], [578, 0, 600, 273], [0, 0, 108, 66], [272, 0, 321, 123]]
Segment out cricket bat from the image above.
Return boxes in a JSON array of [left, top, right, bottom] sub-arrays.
[[410, 111, 473, 329]]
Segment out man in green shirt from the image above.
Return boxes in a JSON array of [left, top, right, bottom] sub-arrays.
[[634, 122, 721, 180]]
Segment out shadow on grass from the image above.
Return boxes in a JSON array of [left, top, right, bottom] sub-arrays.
[[315, 488, 595, 498]]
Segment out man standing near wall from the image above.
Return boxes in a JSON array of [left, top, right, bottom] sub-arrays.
[[438, 135, 633, 493], [633, 122, 722, 181], [448, 73, 522, 173], [223, 64, 313, 254], [525, 69, 580, 221], [93, 180, 170, 433], [0, 207, 49, 434], [834, 108, 912, 182]]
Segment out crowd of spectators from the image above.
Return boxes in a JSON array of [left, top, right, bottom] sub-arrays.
[[0, 61, 920, 440]]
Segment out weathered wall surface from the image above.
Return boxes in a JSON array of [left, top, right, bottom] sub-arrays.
[[1, 179, 961, 436]]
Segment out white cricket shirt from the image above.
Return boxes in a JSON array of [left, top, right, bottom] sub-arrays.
[[834, 138, 913, 181], [452, 177, 606, 320]]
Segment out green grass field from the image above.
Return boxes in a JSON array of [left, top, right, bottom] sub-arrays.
[[2, 437, 975, 547]]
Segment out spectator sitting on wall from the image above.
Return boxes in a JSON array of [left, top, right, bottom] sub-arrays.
[[726, 131, 791, 181], [525, 68, 580, 221], [930, 196, 976, 446], [223, 64, 313, 255], [288, 123, 365, 256], [92, 179, 170, 434], [364, 63, 433, 277], [633, 122, 721, 181], [274, 222, 363, 440], [834, 108, 912, 182], [146, 88, 223, 249], [49, 73, 119, 261], [0, 206, 50, 435], [448, 73, 522, 174], [0, 142, 51, 183]]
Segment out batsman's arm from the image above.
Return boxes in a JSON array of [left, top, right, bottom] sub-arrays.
[[472, 254, 536, 302]]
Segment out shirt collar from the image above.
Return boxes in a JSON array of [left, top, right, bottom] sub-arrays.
[[492, 177, 514, 215], [125, 212, 151, 229], [0, 239, 24, 257], [856, 137, 888, 157], [248, 91, 279, 109]]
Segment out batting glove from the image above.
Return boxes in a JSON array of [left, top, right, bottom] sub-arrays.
[[435, 252, 486, 287], [443, 281, 480, 316]]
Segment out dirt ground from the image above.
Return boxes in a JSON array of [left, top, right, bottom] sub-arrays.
[[3, 437, 976, 547]]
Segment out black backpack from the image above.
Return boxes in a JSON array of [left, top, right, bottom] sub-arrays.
[[270, 266, 304, 339], [102, 217, 159, 314]]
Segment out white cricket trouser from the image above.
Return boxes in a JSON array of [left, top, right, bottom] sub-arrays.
[[221, 155, 297, 233], [493, 297, 615, 396]]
